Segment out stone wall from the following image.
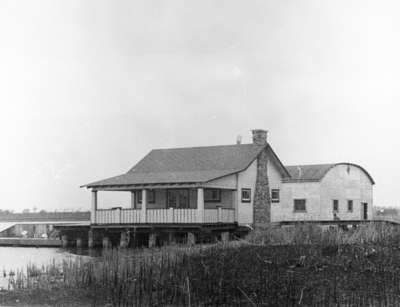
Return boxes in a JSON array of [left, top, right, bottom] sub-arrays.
[[253, 148, 271, 229]]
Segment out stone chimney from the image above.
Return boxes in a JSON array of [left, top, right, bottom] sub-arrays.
[[252, 129, 268, 145]]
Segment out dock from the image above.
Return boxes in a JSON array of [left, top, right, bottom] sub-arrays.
[[0, 237, 62, 247]]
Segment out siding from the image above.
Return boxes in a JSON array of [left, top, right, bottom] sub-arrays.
[[319, 164, 373, 220], [204, 174, 236, 189], [268, 156, 284, 222], [275, 164, 373, 222], [237, 159, 257, 224], [277, 182, 321, 221]]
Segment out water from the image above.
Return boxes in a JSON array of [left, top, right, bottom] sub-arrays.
[[0, 247, 92, 289]]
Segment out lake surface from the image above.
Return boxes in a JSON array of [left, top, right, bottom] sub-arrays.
[[0, 247, 93, 289]]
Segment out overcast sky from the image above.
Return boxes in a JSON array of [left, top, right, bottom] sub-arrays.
[[0, 0, 399, 211]]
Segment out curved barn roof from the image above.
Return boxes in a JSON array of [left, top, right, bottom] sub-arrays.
[[284, 163, 375, 185]]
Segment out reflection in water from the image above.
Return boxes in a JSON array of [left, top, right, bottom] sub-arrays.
[[66, 247, 103, 257], [0, 247, 91, 289]]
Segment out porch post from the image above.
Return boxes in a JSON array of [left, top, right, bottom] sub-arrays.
[[197, 188, 204, 223], [141, 189, 147, 223], [131, 191, 136, 209], [91, 190, 98, 224]]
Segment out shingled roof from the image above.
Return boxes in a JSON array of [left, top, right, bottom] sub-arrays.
[[84, 143, 290, 188], [284, 163, 375, 184]]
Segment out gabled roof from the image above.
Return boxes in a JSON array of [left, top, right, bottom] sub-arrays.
[[83, 143, 290, 189], [284, 163, 375, 184]]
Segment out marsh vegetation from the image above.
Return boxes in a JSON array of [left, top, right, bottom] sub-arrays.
[[3, 223, 400, 306]]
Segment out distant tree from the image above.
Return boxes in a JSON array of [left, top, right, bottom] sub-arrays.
[[39, 209, 47, 214], [32, 206, 38, 213], [22, 209, 30, 213]]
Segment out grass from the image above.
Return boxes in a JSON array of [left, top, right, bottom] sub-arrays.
[[3, 223, 400, 306]]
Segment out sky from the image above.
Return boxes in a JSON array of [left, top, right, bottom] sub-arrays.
[[0, 0, 399, 211]]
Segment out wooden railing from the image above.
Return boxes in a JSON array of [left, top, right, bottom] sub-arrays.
[[204, 208, 235, 223], [94, 208, 235, 224]]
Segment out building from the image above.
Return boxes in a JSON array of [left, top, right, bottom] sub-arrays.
[[81, 129, 374, 247], [276, 163, 374, 222]]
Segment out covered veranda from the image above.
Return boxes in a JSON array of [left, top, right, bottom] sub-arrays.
[[90, 183, 238, 226]]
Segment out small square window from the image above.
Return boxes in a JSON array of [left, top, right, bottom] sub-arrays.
[[241, 188, 251, 202], [271, 189, 280, 203], [347, 200, 353, 212], [204, 189, 221, 202], [294, 199, 306, 212], [333, 200, 339, 212]]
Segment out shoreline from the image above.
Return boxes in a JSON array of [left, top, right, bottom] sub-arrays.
[[0, 238, 61, 247]]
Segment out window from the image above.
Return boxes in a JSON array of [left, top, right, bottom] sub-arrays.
[[347, 200, 353, 212], [241, 188, 251, 202], [204, 189, 221, 202], [167, 189, 190, 208], [333, 200, 339, 212], [271, 189, 280, 203], [148, 190, 155, 203], [294, 199, 306, 212], [136, 190, 155, 204]]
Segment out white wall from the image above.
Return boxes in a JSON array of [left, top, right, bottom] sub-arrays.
[[237, 159, 257, 225], [268, 156, 284, 222], [275, 164, 374, 222], [204, 174, 236, 189], [276, 182, 321, 221], [320, 164, 373, 220]]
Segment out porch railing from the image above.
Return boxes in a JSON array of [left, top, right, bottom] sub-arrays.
[[204, 208, 235, 223], [95, 208, 235, 224]]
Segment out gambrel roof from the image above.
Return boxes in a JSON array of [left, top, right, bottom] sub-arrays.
[[83, 143, 290, 189]]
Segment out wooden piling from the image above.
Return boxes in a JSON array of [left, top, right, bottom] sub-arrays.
[[187, 232, 196, 246], [76, 238, 83, 248], [221, 231, 230, 244], [120, 231, 128, 248], [61, 235, 68, 248], [102, 236, 111, 249], [168, 232, 176, 245], [88, 230, 94, 248], [148, 233, 157, 248]]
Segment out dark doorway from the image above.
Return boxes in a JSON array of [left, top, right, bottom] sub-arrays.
[[362, 203, 368, 220]]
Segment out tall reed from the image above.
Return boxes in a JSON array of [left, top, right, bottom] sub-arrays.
[[8, 223, 400, 306]]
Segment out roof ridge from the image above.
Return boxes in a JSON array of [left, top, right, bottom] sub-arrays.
[[151, 143, 261, 151], [285, 163, 335, 167]]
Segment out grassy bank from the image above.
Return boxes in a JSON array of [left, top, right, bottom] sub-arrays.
[[3, 223, 400, 306]]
